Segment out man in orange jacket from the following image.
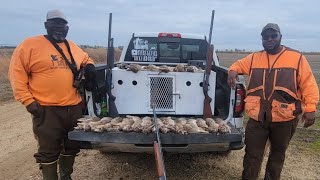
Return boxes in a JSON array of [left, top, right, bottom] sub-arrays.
[[8, 10, 96, 180], [228, 23, 319, 180]]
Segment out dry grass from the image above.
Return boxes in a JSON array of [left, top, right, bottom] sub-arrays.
[[0, 47, 122, 103], [83, 47, 122, 64], [0, 49, 14, 103], [1, 49, 319, 100]]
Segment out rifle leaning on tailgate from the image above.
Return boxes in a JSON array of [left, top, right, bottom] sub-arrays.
[[105, 13, 119, 118], [203, 10, 215, 119], [152, 106, 167, 180]]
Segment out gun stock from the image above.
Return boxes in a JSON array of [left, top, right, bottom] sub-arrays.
[[152, 107, 167, 180], [203, 94, 213, 119], [153, 141, 164, 177]]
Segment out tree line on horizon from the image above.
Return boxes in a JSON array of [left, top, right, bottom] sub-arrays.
[[1, 45, 319, 54]]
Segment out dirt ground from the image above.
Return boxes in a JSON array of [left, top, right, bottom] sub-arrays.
[[0, 101, 319, 180]]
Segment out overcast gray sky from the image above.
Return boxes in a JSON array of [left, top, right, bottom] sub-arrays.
[[0, 0, 319, 52]]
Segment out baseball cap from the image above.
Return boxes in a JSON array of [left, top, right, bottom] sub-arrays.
[[261, 23, 280, 35], [46, 10, 68, 23]]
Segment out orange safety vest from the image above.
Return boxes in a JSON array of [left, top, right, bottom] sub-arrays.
[[245, 47, 303, 122]]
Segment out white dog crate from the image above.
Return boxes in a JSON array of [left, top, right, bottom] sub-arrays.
[[112, 68, 216, 115]]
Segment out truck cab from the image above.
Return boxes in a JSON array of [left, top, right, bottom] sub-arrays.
[[68, 32, 246, 153]]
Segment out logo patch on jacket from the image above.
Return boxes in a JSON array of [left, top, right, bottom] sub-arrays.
[[51, 55, 58, 61]]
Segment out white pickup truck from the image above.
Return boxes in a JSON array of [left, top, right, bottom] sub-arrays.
[[68, 32, 246, 153]]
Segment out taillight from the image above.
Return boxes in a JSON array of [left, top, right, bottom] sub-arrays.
[[234, 84, 246, 117], [158, 33, 181, 38]]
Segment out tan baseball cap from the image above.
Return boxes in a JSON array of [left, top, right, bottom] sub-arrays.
[[46, 10, 67, 23], [261, 23, 280, 35]]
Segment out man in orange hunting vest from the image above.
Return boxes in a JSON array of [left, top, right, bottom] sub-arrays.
[[228, 23, 319, 180]]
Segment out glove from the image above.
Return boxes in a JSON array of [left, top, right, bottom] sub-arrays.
[[84, 64, 97, 91], [26, 101, 41, 117], [84, 64, 96, 81], [84, 80, 96, 91], [301, 112, 316, 128]]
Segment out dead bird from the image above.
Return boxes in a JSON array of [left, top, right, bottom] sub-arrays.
[[110, 117, 123, 126], [117, 63, 129, 69], [184, 119, 207, 133], [205, 118, 219, 133], [127, 64, 142, 73], [131, 117, 143, 132], [173, 64, 185, 72], [215, 118, 231, 134], [93, 123, 112, 132], [153, 118, 171, 133], [74, 122, 90, 131], [158, 65, 170, 73], [75, 117, 104, 131], [185, 65, 198, 72], [115, 117, 135, 131], [156, 118, 170, 133], [77, 116, 100, 123], [143, 64, 159, 71], [196, 118, 209, 131], [190, 118, 208, 133], [141, 116, 154, 134], [113, 116, 136, 131], [173, 118, 188, 134], [141, 116, 153, 127], [100, 117, 113, 124], [161, 117, 176, 132]]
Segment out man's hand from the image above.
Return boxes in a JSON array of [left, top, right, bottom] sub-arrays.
[[227, 70, 239, 88], [301, 112, 316, 128], [26, 101, 40, 117]]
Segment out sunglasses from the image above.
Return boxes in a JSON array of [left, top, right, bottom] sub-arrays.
[[262, 33, 279, 40]]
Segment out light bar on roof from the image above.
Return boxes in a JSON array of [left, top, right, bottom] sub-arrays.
[[158, 33, 181, 38]]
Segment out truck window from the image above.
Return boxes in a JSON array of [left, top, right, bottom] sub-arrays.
[[159, 42, 180, 58], [124, 37, 208, 63]]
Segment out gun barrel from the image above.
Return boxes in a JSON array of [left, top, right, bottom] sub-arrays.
[[108, 13, 112, 48], [207, 10, 215, 47]]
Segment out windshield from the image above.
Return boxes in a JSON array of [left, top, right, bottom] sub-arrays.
[[124, 37, 208, 63]]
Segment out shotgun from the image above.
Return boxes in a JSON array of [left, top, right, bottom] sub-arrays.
[[203, 10, 215, 119], [106, 13, 119, 118], [152, 106, 167, 180]]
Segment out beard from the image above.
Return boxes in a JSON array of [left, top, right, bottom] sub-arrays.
[[265, 43, 281, 54], [263, 39, 282, 55], [47, 27, 69, 43]]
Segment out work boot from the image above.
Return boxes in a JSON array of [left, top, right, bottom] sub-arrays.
[[40, 160, 58, 180], [59, 154, 75, 180]]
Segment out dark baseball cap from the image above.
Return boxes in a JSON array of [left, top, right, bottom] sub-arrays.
[[261, 23, 280, 35], [46, 10, 68, 23]]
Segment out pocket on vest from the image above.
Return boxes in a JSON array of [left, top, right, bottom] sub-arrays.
[[271, 100, 296, 122], [244, 96, 261, 121]]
